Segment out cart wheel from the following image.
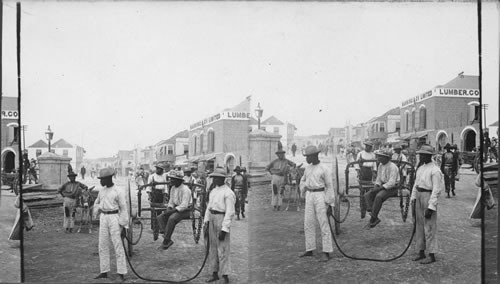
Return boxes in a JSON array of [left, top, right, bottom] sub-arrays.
[[359, 185, 366, 219], [334, 157, 341, 235], [151, 209, 160, 240]]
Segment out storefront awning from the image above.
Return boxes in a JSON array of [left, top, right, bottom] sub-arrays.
[[199, 153, 217, 162], [397, 134, 412, 140]]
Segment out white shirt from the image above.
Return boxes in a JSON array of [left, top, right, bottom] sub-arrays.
[[93, 185, 129, 228], [375, 162, 400, 189], [299, 163, 335, 205], [357, 151, 377, 170], [410, 161, 444, 211], [204, 184, 236, 232], [147, 173, 169, 192], [168, 184, 193, 212]]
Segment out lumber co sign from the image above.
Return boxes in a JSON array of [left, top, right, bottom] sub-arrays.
[[1, 110, 19, 119], [190, 111, 251, 130], [401, 88, 480, 107]]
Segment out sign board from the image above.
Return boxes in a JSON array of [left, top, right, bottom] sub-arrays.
[[1, 110, 19, 119], [401, 88, 480, 107], [190, 111, 251, 130]]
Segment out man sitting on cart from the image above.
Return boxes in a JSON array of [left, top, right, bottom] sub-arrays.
[[157, 170, 193, 249], [357, 141, 377, 218], [364, 149, 400, 228]]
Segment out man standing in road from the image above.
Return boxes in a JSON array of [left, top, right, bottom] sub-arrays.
[[392, 144, 408, 184], [231, 166, 248, 220], [265, 148, 296, 211], [357, 141, 377, 218], [291, 143, 297, 157], [410, 144, 444, 264], [80, 166, 86, 180], [204, 167, 236, 284], [156, 170, 193, 247], [147, 163, 169, 203], [299, 145, 335, 262], [364, 149, 400, 228], [57, 171, 88, 233], [440, 143, 458, 198], [93, 168, 129, 281]]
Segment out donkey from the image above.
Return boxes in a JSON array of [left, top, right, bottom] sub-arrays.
[[77, 186, 96, 233], [285, 164, 304, 211]]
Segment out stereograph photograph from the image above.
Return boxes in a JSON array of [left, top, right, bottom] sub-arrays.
[[0, 1, 498, 283]]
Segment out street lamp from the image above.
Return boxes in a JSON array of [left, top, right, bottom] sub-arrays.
[[255, 102, 263, 130], [45, 125, 54, 153]]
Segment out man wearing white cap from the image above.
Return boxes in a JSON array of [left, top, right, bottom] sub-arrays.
[[299, 145, 335, 262], [392, 144, 408, 184], [265, 148, 296, 211], [93, 168, 129, 281], [204, 167, 236, 283], [157, 170, 193, 249], [356, 141, 377, 218], [410, 144, 444, 264], [364, 149, 400, 228]]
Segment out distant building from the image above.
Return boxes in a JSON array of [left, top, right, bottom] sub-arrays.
[[399, 74, 480, 152], [138, 145, 156, 171], [249, 116, 296, 150], [366, 107, 401, 148], [1, 97, 20, 173], [27, 138, 86, 171], [328, 127, 346, 153], [155, 130, 189, 165]]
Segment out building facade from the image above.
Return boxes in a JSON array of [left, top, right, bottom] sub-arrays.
[[249, 116, 296, 150], [399, 74, 480, 152], [27, 138, 86, 171], [1, 97, 20, 173], [155, 130, 189, 165], [366, 107, 401, 147]]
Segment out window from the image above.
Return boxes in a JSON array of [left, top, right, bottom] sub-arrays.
[[194, 136, 198, 155], [380, 122, 385, 133], [419, 107, 427, 130], [395, 121, 401, 132], [184, 144, 189, 155], [411, 110, 416, 130], [167, 145, 174, 155], [36, 150, 42, 157], [208, 130, 215, 152], [200, 133, 204, 153], [405, 111, 409, 132], [273, 127, 279, 134], [63, 150, 69, 157], [468, 102, 480, 124]]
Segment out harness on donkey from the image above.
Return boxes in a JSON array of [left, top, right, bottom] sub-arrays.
[[76, 186, 96, 233], [285, 164, 304, 211]]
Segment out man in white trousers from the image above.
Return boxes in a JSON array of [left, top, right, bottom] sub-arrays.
[[410, 144, 443, 264], [93, 168, 129, 281], [299, 145, 336, 262], [203, 167, 236, 283]]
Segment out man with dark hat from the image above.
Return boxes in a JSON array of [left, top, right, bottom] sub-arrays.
[[157, 170, 193, 248], [364, 149, 400, 228], [231, 166, 248, 220], [410, 145, 444, 264], [93, 168, 129, 281], [440, 143, 458, 198], [265, 148, 296, 211], [299, 145, 335, 262], [356, 141, 377, 218], [204, 167, 236, 283], [57, 170, 88, 233]]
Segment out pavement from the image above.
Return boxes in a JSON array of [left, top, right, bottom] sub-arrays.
[[0, 189, 21, 283]]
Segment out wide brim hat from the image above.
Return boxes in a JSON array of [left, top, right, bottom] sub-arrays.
[[209, 167, 227, 178], [393, 144, 402, 150], [67, 172, 77, 177], [303, 145, 321, 156], [234, 166, 241, 172], [444, 143, 452, 149], [97, 168, 115, 179], [416, 145, 435, 155], [169, 170, 184, 180], [363, 141, 374, 147], [275, 150, 286, 154], [375, 150, 392, 158]]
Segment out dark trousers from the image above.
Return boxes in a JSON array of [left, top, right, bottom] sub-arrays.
[[235, 189, 246, 216], [157, 208, 191, 241], [364, 186, 398, 219], [443, 168, 456, 193]]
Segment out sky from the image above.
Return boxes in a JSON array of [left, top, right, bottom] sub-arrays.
[[2, 1, 499, 159]]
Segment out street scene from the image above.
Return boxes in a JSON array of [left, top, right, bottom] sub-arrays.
[[1, 1, 499, 284]]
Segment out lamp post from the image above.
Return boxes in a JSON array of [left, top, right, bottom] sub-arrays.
[[255, 102, 263, 130], [45, 125, 54, 153], [20, 125, 27, 153]]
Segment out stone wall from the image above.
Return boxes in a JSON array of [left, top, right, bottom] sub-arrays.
[[38, 152, 72, 190]]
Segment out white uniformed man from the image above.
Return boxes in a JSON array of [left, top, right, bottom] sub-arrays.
[[147, 163, 169, 195], [203, 167, 236, 283], [93, 168, 129, 281], [299, 145, 335, 262], [410, 145, 444, 264]]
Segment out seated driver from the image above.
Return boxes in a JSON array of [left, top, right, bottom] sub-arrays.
[[156, 170, 193, 249], [364, 149, 400, 228]]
